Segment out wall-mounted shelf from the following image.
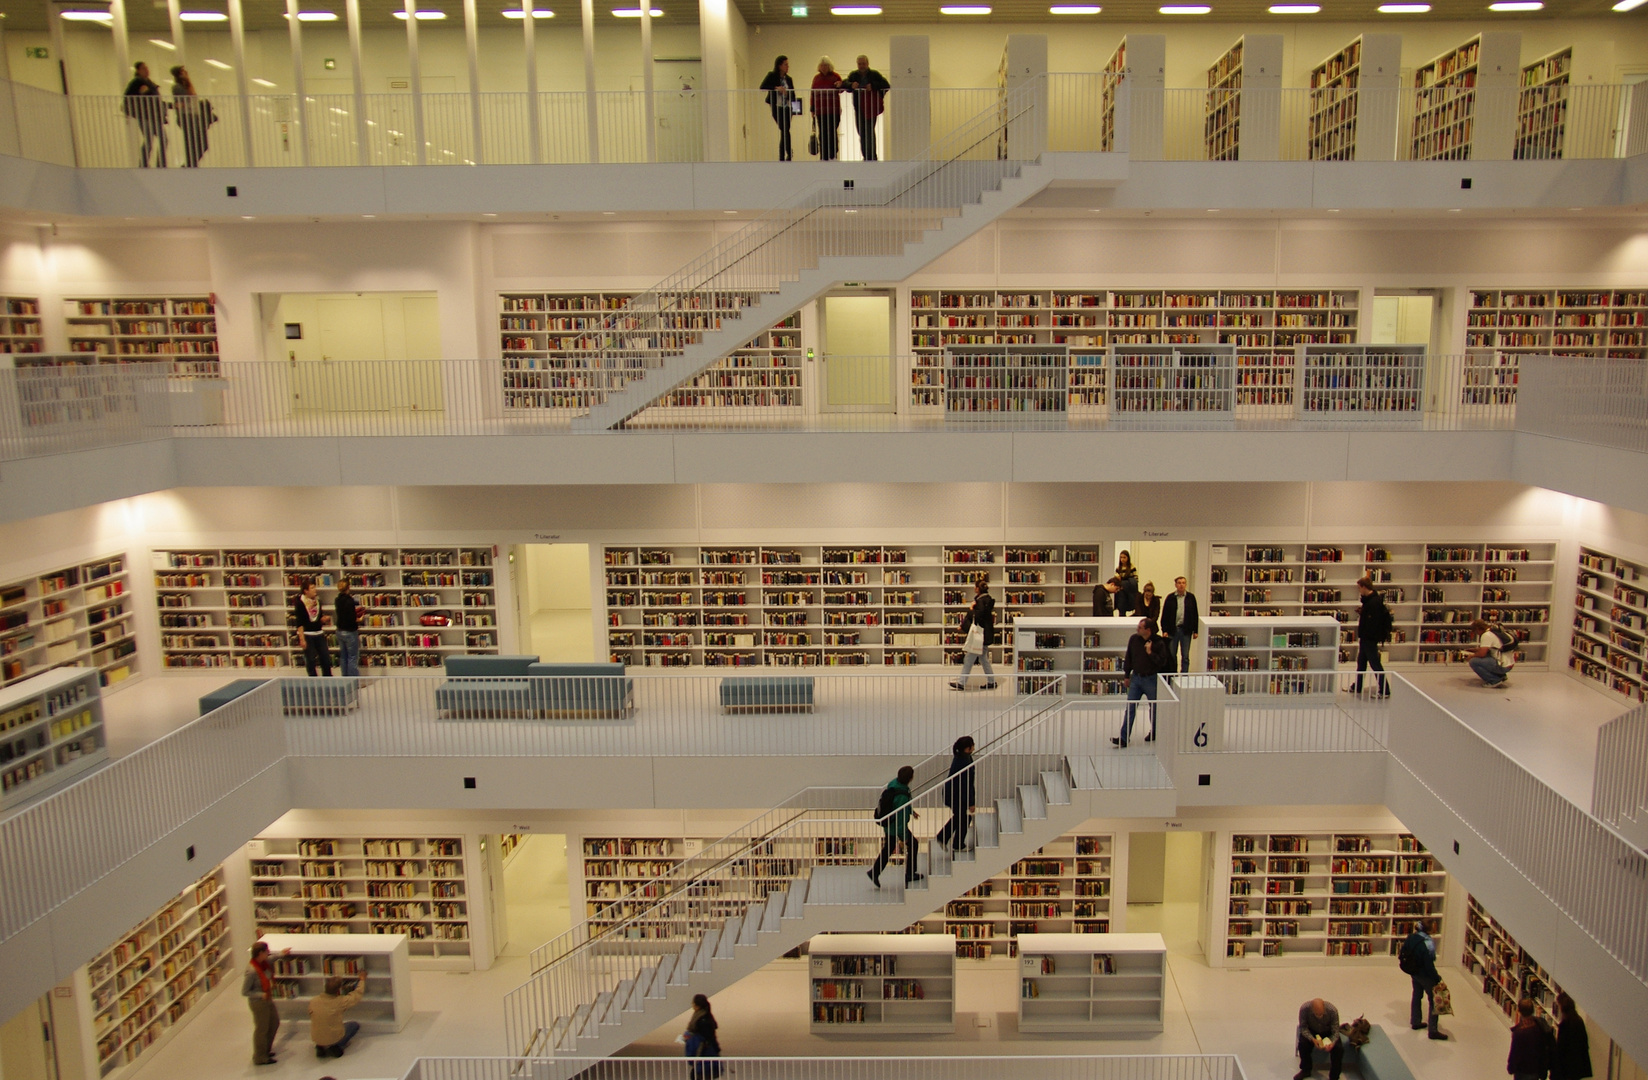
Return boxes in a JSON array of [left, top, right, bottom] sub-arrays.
[[0, 666, 109, 810], [61, 296, 220, 376], [0, 554, 135, 689], [0, 296, 44, 355], [1571, 546, 1646, 702]]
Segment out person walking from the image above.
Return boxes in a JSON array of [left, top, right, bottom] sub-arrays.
[[122, 61, 168, 168], [1508, 998, 1553, 1080], [292, 579, 332, 677], [868, 765, 922, 888], [1550, 993, 1592, 1080], [169, 65, 214, 167], [684, 994, 722, 1078], [1468, 618, 1518, 688], [810, 57, 843, 161], [1135, 580, 1161, 622], [242, 941, 289, 1066], [934, 736, 975, 853], [951, 576, 997, 691], [1161, 576, 1200, 673], [1113, 550, 1140, 619], [842, 55, 889, 160], [759, 56, 797, 161], [1353, 576, 1392, 698], [334, 578, 361, 678], [1398, 925, 1448, 1040], [1116, 617, 1171, 748], [1294, 998, 1344, 1080], [308, 974, 365, 1058]]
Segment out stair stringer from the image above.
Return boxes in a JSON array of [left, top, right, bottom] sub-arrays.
[[557, 790, 1095, 1060], [574, 159, 1059, 431]]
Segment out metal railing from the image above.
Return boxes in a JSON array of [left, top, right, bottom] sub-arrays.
[[504, 676, 1075, 1052], [0, 361, 173, 461], [402, 1056, 1250, 1080], [1168, 671, 1389, 755], [1593, 701, 1648, 835], [1518, 355, 1648, 455]]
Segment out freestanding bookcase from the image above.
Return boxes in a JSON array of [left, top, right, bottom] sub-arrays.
[[1307, 35, 1402, 161], [1018, 932, 1166, 1033], [258, 932, 413, 1033], [809, 934, 956, 1033]]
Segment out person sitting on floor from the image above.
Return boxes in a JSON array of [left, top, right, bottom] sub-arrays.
[[309, 975, 365, 1059]]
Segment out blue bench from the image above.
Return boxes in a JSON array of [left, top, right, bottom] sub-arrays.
[[719, 676, 815, 713], [199, 678, 267, 716], [434, 656, 633, 719], [279, 677, 360, 715], [1358, 1025, 1415, 1080], [531, 662, 633, 719]]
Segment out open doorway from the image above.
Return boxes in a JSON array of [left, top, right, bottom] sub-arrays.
[[0, 996, 59, 1080], [512, 544, 596, 662], [260, 291, 443, 413], [822, 292, 894, 411], [489, 833, 571, 958], [1372, 292, 1437, 349], [1127, 828, 1212, 957]]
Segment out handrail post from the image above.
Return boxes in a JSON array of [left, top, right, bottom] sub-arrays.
[[403, 0, 427, 165]]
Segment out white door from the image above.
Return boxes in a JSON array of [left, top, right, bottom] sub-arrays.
[[654, 59, 703, 164], [823, 294, 894, 411]]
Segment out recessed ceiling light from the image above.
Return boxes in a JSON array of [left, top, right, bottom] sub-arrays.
[[830, 5, 881, 12], [149, 38, 177, 49], [1159, 5, 1210, 12], [1448, 208, 1462, 212], [60, 10, 113, 20], [1268, 3, 1318, 10], [393, 9, 447, 17], [483, 212, 498, 217], [1377, 3, 1430, 10], [204, 58, 232, 69], [502, 7, 555, 14], [363, 214, 376, 218], [240, 215, 255, 220], [252, 77, 277, 87], [941, 5, 991, 11], [178, 10, 228, 20], [1488, 1, 1540, 8], [611, 6, 662, 12], [1616, 0, 1648, 10], [286, 10, 340, 19], [1327, 208, 1340, 212], [1049, 4, 1101, 10]]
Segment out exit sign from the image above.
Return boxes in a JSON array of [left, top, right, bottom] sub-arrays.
[[25, 46, 50, 59]]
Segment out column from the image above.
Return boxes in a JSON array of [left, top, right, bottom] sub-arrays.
[[403, 0, 427, 165], [346, 0, 369, 164], [166, 0, 189, 67], [640, 4, 655, 162], [285, 0, 309, 165], [108, 0, 131, 88], [521, 0, 541, 163], [227, 0, 256, 166], [887, 35, 928, 160], [1353, 34, 1402, 162], [697, 0, 732, 161], [464, 0, 484, 163], [1470, 32, 1522, 161], [1122, 34, 1164, 160], [581, 0, 599, 162], [1233, 35, 1283, 162]]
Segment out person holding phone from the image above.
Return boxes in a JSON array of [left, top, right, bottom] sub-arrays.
[[759, 56, 798, 161]]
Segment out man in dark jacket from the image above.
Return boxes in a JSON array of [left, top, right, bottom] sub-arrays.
[[1116, 618, 1171, 748], [868, 765, 921, 888], [123, 61, 168, 168], [1400, 926, 1448, 1039], [842, 55, 890, 160], [1509, 998, 1552, 1080], [1353, 575, 1391, 698], [934, 736, 975, 853], [1161, 576, 1200, 673], [1092, 577, 1119, 617]]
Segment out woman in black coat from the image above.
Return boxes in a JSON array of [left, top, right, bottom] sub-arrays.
[[934, 736, 975, 852], [951, 577, 997, 691], [758, 56, 796, 161], [1113, 550, 1140, 617], [1551, 993, 1592, 1080]]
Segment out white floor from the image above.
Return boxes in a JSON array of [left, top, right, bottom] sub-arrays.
[[498, 834, 572, 957]]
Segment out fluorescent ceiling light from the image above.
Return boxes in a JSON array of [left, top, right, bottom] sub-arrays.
[[149, 37, 177, 48], [611, 6, 663, 12], [393, 9, 448, 17], [829, 5, 882, 12], [178, 10, 228, 20], [1377, 3, 1430, 10], [252, 77, 277, 87], [1159, 5, 1210, 12], [1049, 4, 1100, 10], [59, 10, 113, 20], [1615, 0, 1648, 10], [1488, 1, 1540, 8], [1268, 3, 1318, 10], [940, 5, 991, 11], [287, 10, 340, 19], [204, 58, 232, 69], [502, 7, 555, 14]]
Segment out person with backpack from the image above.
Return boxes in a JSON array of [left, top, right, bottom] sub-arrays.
[[934, 736, 975, 853], [1353, 576, 1392, 698], [868, 765, 921, 888], [683, 994, 722, 1079], [1468, 619, 1517, 688], [1399, 926, 1448, 1040]]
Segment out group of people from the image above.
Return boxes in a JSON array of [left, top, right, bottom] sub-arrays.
[[243, 941, 364, 1066], [291, 578, 363, 678], [759, 54, 890, 162], [123, 61, 217, 168]]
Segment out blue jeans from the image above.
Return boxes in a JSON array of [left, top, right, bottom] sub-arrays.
[[337, 630, 360, 677], [1169, 631, 1193, 673], [320, 1019, 360, 1055], [1121, 674, 1157, 745], [1469, 655, 1509, 686]]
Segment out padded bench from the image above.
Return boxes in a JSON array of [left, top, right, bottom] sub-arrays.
[[531, 662, 633, 719], [279, 677, 361, 715], [1357, 1025, 1414, 1080], [199, 678, 267, 716], [435, 656, 633, 719], [719, 675, 815, 713]]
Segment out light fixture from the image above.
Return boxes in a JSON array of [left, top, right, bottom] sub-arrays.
[[602, 211, 616, 214], [252, 77, 277, 87], [1377, 3, 1429, 10], [1268, 3, 1318, 11], [178, 10, 229, 20], [1159, 5, 1210, 12], [829, 5, 881, 12], [1049, 4, 1100, 10], [941, 5, 991, 11], [483, 212, 498, 217], [393, 9, 448, 17], [503, 7, 555, 14], [330, 106, 349, 115], [791, 3, 807, 12], [204, 58, 232, 69], [287, 9, 340, 19], [1615, 0, 1648, 11], [1448, 208, 1462, 212], [363, 214, 376, 218], [1488, 1, 1540, 8], [240, 215, 255, 220], [611, 6, 663, 13], [149, 38, 177, 49], [60, 10, 114, 20]]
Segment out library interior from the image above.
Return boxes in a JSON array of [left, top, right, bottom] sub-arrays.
[[1, 2, 1648, 1080]]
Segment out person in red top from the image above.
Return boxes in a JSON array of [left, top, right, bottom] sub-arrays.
[[811, 57, 844, 161]]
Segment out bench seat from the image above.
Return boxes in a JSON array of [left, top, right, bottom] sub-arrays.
[[719, 676, 815, 713], [279, 677, 360, 715], [199, 678, 268, 716]]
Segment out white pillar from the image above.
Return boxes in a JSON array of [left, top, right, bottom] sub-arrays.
[[697, 0, 731, 161], [165, 0, 188, 68], [285, 0, 309, 165], [887, 35, 928, 160], [465, 0, 484, 163], [346, 0, 369, 163], [108, 0, 131, 89], [227, 0, 255, 166], [640, 5, 655, 162], [521, 0, 541, 163], [403, 0, 427, 164], [581, 0, 599, 162]]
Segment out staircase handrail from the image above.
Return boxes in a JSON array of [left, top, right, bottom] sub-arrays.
[[1593, 700, 1648, 832]]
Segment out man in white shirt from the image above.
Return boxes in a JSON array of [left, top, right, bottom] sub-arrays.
[[1466, 618, 1516, 688]]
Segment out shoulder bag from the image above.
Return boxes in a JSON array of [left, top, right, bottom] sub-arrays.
[[963, 624, 985, 655]]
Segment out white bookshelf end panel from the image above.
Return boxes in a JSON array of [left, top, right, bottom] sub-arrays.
[[1018, 932, 1166, 1033], [808, 934, 957, 1034], [259, 933, 413, 1034]]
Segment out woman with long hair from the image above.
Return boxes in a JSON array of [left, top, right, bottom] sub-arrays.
[[169, 65, 214, 167], [683, 994, 721, 1078]]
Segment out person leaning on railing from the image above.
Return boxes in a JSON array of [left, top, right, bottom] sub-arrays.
[[811, 57, 844, 161], [122, 62, 168, 168], [842, 55, 890, 161]]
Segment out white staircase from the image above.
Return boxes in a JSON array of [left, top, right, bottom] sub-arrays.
[[1593, 702, 1648, 851]]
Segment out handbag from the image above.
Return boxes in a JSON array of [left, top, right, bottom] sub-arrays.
[[808, 115, 820, 157], [963, 624, 985, 655], [1432, 979, 1453, 1016]]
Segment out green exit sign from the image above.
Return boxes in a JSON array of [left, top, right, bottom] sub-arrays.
[[25, 46, 50, 59]]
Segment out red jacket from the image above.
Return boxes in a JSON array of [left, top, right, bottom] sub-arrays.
[[811, 73, 842, 115]]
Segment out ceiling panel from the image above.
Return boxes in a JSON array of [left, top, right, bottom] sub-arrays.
[[0, 0, 696, 32], [733, 0, 1626, 22]]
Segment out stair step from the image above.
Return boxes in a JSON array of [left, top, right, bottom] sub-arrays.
[[646, 955, 674, 997], [691, 931, 720, 972], [1018, 783, 1048, 821], [1069, 756, 1102, 791], [997, 796, 1024, 835], [548, 1016, 575, 1054], [783, 877, 808, 919], [619, 976, 643, 1012], [760, 890, 786, 933], [974, 812, 1000, 849], [1041, 769, 1072, 806], [737, 907, 762, 946], [573, 1003, 596, 1040], [595, 990, 619, 1026], [668, 946, 696, 986], [715, 920, 740, 959]]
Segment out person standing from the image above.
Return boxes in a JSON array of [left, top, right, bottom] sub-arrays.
[[1353, 576, 1392, 698], [1551, 993, 1592, 1080], [242, 941, 288, 1066], [122, 61, 168, 168], [842, 55, 889, 160], [334, 578, 361, 678], [1115, 618, 1171, 748], [169, 65, 214, 168], [868, 765, 922, 888], [1092, 576, 1120, 617], [684, 994, 722, 1079], [1468, 618, 1517, 688], [1399, 925, 1448, 1040], [951, 576, 997, 691], [1508, 998, 1553, 1080], [1113, 550, 1140, 619], [934, 736, 975, 853], [308, 975, 365, 1058], [292, 579, 332, 677], [759, 56, 797, 162], [810, 57, 843, 161], [1294, 998, 1344, 1080], [1161, 576, 1200, 673], [1135, 580, 1161, 623]]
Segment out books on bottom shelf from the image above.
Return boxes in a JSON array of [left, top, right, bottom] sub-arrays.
[[807, 934, 956, 1033]]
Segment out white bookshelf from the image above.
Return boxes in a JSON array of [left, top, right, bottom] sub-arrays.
[[943, 345, 1067, 419], [1516, 48, 1572, 161], [1224, 831, 1445, 962], [1467, 289, 1648, 365], [603, 543, 1105, 670], [1298, 345, 1424, 418], [0, 296, 44, 355], [1111, 345, 1236, 420], [1012, 617, 1138, 698], [1209, 541, 1555, 669], [1018, 932, 1165, 1033], [1307, 35, 1401, 162], [258, 932, 413, 1033], [1410, 33, 1521, 161], [1461, 894, 1564, 1025], [1203, 616, 1339, 694], [76, 867, 231, 1079], [152, 546, 497, 671], [1571, 546, 1646, 703], [582, 835, 686, 929], [60, 296, 220, 375], [808, 934, 956, 1033], [248, 836, 473, 969], [0, 553, 137, 689], [1205, 36, 1282, 162], [0, 666, 108, 810]]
